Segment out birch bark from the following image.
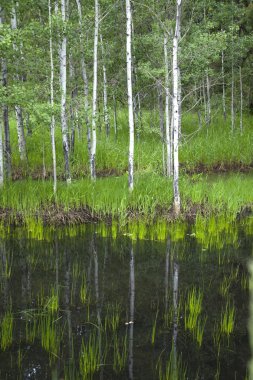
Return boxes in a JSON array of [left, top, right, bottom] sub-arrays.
[[60, 0, 71, 183], [222, 50, 226, 120], [172, 0, 182, 216], [90, 0, 99, 180], [11, 4, 26, 161], [48, 0, 57, 194], [100, 34, 110, 137], [126, 0, 134, 191], [0, 9, 11, 179], [164, 33, 172, 177], [239, 66, 243, 134], [0, 116, 4, 186], [75, 0, 91, 158]]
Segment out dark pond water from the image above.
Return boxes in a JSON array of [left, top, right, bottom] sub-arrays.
[[0, 220, 252, 380]]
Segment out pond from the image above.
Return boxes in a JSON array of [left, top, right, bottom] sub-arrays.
[[0, 219, 252, 379]]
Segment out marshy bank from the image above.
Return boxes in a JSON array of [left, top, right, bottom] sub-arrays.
[[0, 172, 252, 227]]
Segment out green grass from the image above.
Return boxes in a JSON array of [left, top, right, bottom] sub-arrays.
[[2, 109, 252, 226], [0, 172, 252, 225], [9, 110, 253, 179]]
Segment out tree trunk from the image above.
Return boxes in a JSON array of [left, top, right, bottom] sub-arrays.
[[100, 34, 110, 137], [90, 0, 99, 180], [11, 4, 27, 161], [126, 0, 135, 191], [0, 115, 4, 186], [164, 33, 172, 177], [0, 10, 11, 179], [113, 94, 118, 140], [206, 72, 211, 128], [239, 66, 243, 134], [48, 0, 57, 194], [231, 63, 235, 132], [60, 0, 71, 183], [172, 0, 182, 216], [222, 50, 226, 120], [75, 0, 91, 159]]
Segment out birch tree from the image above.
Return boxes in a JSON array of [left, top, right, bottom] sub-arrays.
[[48, 0, 57, 194], [239, 66, 243, 134], [164, 33, 172, 177], [75, 0, 91, 158], [221, 50, 226, 120], [90, 0, 99, 180], [126, 0, 134, 191], [0, 116, 4, 186], [100, 34, 110, 137], [11, 3, 26, 161], [59, 0, 71, 183], [172, 0, 182, 216], [0, 8, 11, 179]]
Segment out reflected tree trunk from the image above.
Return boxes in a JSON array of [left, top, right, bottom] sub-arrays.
[[128, 244, 135, 380], [172, 261, 179, 376]]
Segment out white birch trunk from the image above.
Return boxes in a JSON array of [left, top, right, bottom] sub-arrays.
[[0, 9, 11, 179], [60, 0, 71, 183], [100, 34, 110, 137], [126, 0, 134, 191], [222, 50, 226, 120], [48, 0, 57, 194], [75, 0, 91, 158], [11, 5, 26, 161], [203, 79, 207, 124], [172, 0, 182, 216], [231, 63, 235, 132], [90, 0, 99, 180], [15, 106, 26, 161], [206, 72, 211, 127], [164, 34, 172, 177], [0, 116, 4, 186], [239, 66, 243, 134], [113, 93, 118, 139]]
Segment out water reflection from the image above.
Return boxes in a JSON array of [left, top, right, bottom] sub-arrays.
[[0, 221, 251, 379]]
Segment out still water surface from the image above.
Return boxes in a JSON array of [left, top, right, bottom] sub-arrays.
[[0, 221, 252, 379]]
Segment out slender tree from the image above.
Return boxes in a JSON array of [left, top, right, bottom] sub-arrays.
[[239, 66, 243, 134], [0, 116, 3, 186], [75, 0, 91, 158], [11, 3, 26, 161], [221, 50, 226, 120], [172, 0, 182, 216], [48, 0, 57, 194], [100, 34, 110, 137], [0, 8, 11, 179], [164, 33, 172, 177], [126, 0, 134, 191], [90, 0, 99, 180], [59, 0, 71, 183]]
